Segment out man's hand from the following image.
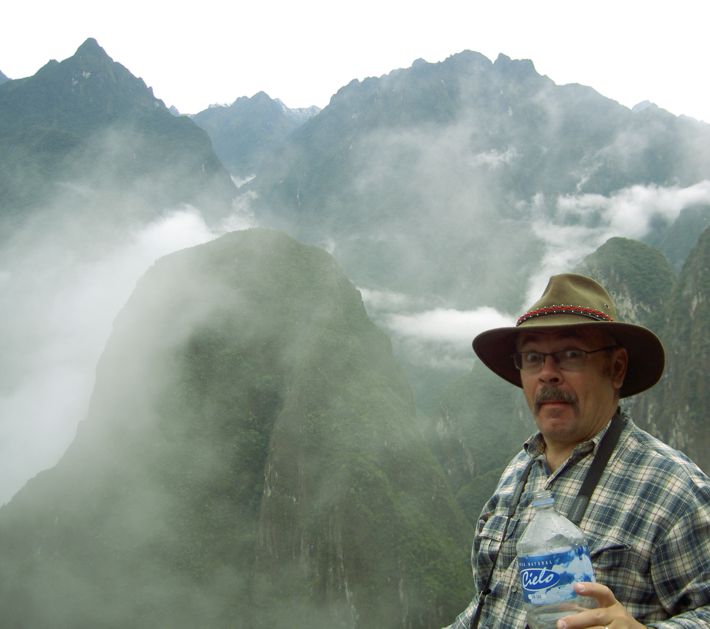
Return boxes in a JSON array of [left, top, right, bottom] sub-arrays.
[[555, 583, 648, 629]]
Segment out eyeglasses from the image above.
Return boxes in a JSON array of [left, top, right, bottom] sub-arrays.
[[512, 346, 618, 372]]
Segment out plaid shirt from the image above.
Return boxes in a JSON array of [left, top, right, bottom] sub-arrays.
[[446, 410, 710, 628]]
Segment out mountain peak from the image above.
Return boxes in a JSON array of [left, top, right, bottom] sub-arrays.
[[443, 49, 492, 69], [76, 37, 103, 53], [192, 90, 314, 177], [632, 100, 657, 113], [0, 38, 236, 212], [493, 53, 538, 78], [71, 37, 123, 74], [67, 38, 114, 69], [23, 37, 164, 118]]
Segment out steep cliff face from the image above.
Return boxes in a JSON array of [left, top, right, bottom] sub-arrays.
[[433, 363, 534, 525], [577, 233, 709, 472], [576, 236, 676, 338], [646, 227, 710, 470], [0, 229, 470, 628]]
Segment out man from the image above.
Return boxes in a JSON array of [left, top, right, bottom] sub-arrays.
[[447, 273, 710, 628]]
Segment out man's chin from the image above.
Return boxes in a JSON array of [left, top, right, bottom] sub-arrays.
[[535, 402, 577, 424], [536, 401, 573, 414]]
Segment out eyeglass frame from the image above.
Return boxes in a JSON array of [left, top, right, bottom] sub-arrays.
[[512, 345, 619, 372]]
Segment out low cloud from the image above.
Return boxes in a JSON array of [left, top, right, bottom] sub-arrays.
[[557, 180, 710, 238], [381, 306, 513, 371], [0, 205, 256, 505], [470, 146, 519, 168], [359, 287, 416, 311], [358, 282, 515, 372], [386, 307, 513, 345], [525, 180, 710, 302]]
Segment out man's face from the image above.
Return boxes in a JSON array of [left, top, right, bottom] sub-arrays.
[[517, 327, 628, 449]]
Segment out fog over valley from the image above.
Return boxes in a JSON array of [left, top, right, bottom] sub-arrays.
[[1, 206, 254, 503]]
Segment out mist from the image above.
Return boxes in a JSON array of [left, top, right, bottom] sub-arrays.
[[0, 227, 471, 628], [359, 178, 710, 373], [0, 204, 255, 505], [524, 180, 710, 302]]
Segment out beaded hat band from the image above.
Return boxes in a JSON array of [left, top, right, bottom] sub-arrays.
[[517, 305, 614, 326]]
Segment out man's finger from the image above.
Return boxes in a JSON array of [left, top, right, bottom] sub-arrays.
[[573, 581, 617, 607]]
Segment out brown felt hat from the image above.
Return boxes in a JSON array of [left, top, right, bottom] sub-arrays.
[[472, 273, 665, 398]]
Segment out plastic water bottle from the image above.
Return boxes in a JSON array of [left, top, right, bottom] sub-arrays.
[[517, 490, 597, 629]]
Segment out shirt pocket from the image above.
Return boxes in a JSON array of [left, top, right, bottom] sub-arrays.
[[477, 513, 520, 573], [589, 540, 645, 604]]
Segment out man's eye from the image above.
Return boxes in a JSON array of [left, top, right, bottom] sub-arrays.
[[561, 349, 585, 360], [525, 352, 544, 363]]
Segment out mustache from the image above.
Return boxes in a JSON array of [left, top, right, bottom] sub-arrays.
[[534, 385, 578, 411]]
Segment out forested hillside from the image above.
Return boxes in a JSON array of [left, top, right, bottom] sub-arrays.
[[0, 230, 471, 628]]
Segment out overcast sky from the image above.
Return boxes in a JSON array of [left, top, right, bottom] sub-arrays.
[[2, 0, 709, 122]]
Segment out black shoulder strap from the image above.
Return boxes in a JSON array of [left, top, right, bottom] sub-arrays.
[[508, 456, 536, 517], [567, 413, 624, 525]]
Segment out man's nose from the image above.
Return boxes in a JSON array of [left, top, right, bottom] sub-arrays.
[[538, 354, 563, 382]]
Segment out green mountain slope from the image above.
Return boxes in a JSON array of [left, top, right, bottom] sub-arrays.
[[433, 364, 534, 524], [640, 226, 710, 471], [575, 234, 708, 472], [0, 229, 470, 628], [576, 236, 676, 337]]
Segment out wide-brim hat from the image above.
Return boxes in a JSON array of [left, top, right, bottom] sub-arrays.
[[472, 273, 665, 398]]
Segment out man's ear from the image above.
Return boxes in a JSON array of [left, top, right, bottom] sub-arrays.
[[611, 348, 628, 390]]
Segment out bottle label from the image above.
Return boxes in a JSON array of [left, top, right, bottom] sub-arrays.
[[518, 546, 594, 605]]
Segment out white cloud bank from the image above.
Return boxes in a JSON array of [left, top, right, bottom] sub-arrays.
[[0, 205, 256, 504], [557, 180, 710, 239], [525, 180, 710, 302], [386, 307, 513, 345]]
